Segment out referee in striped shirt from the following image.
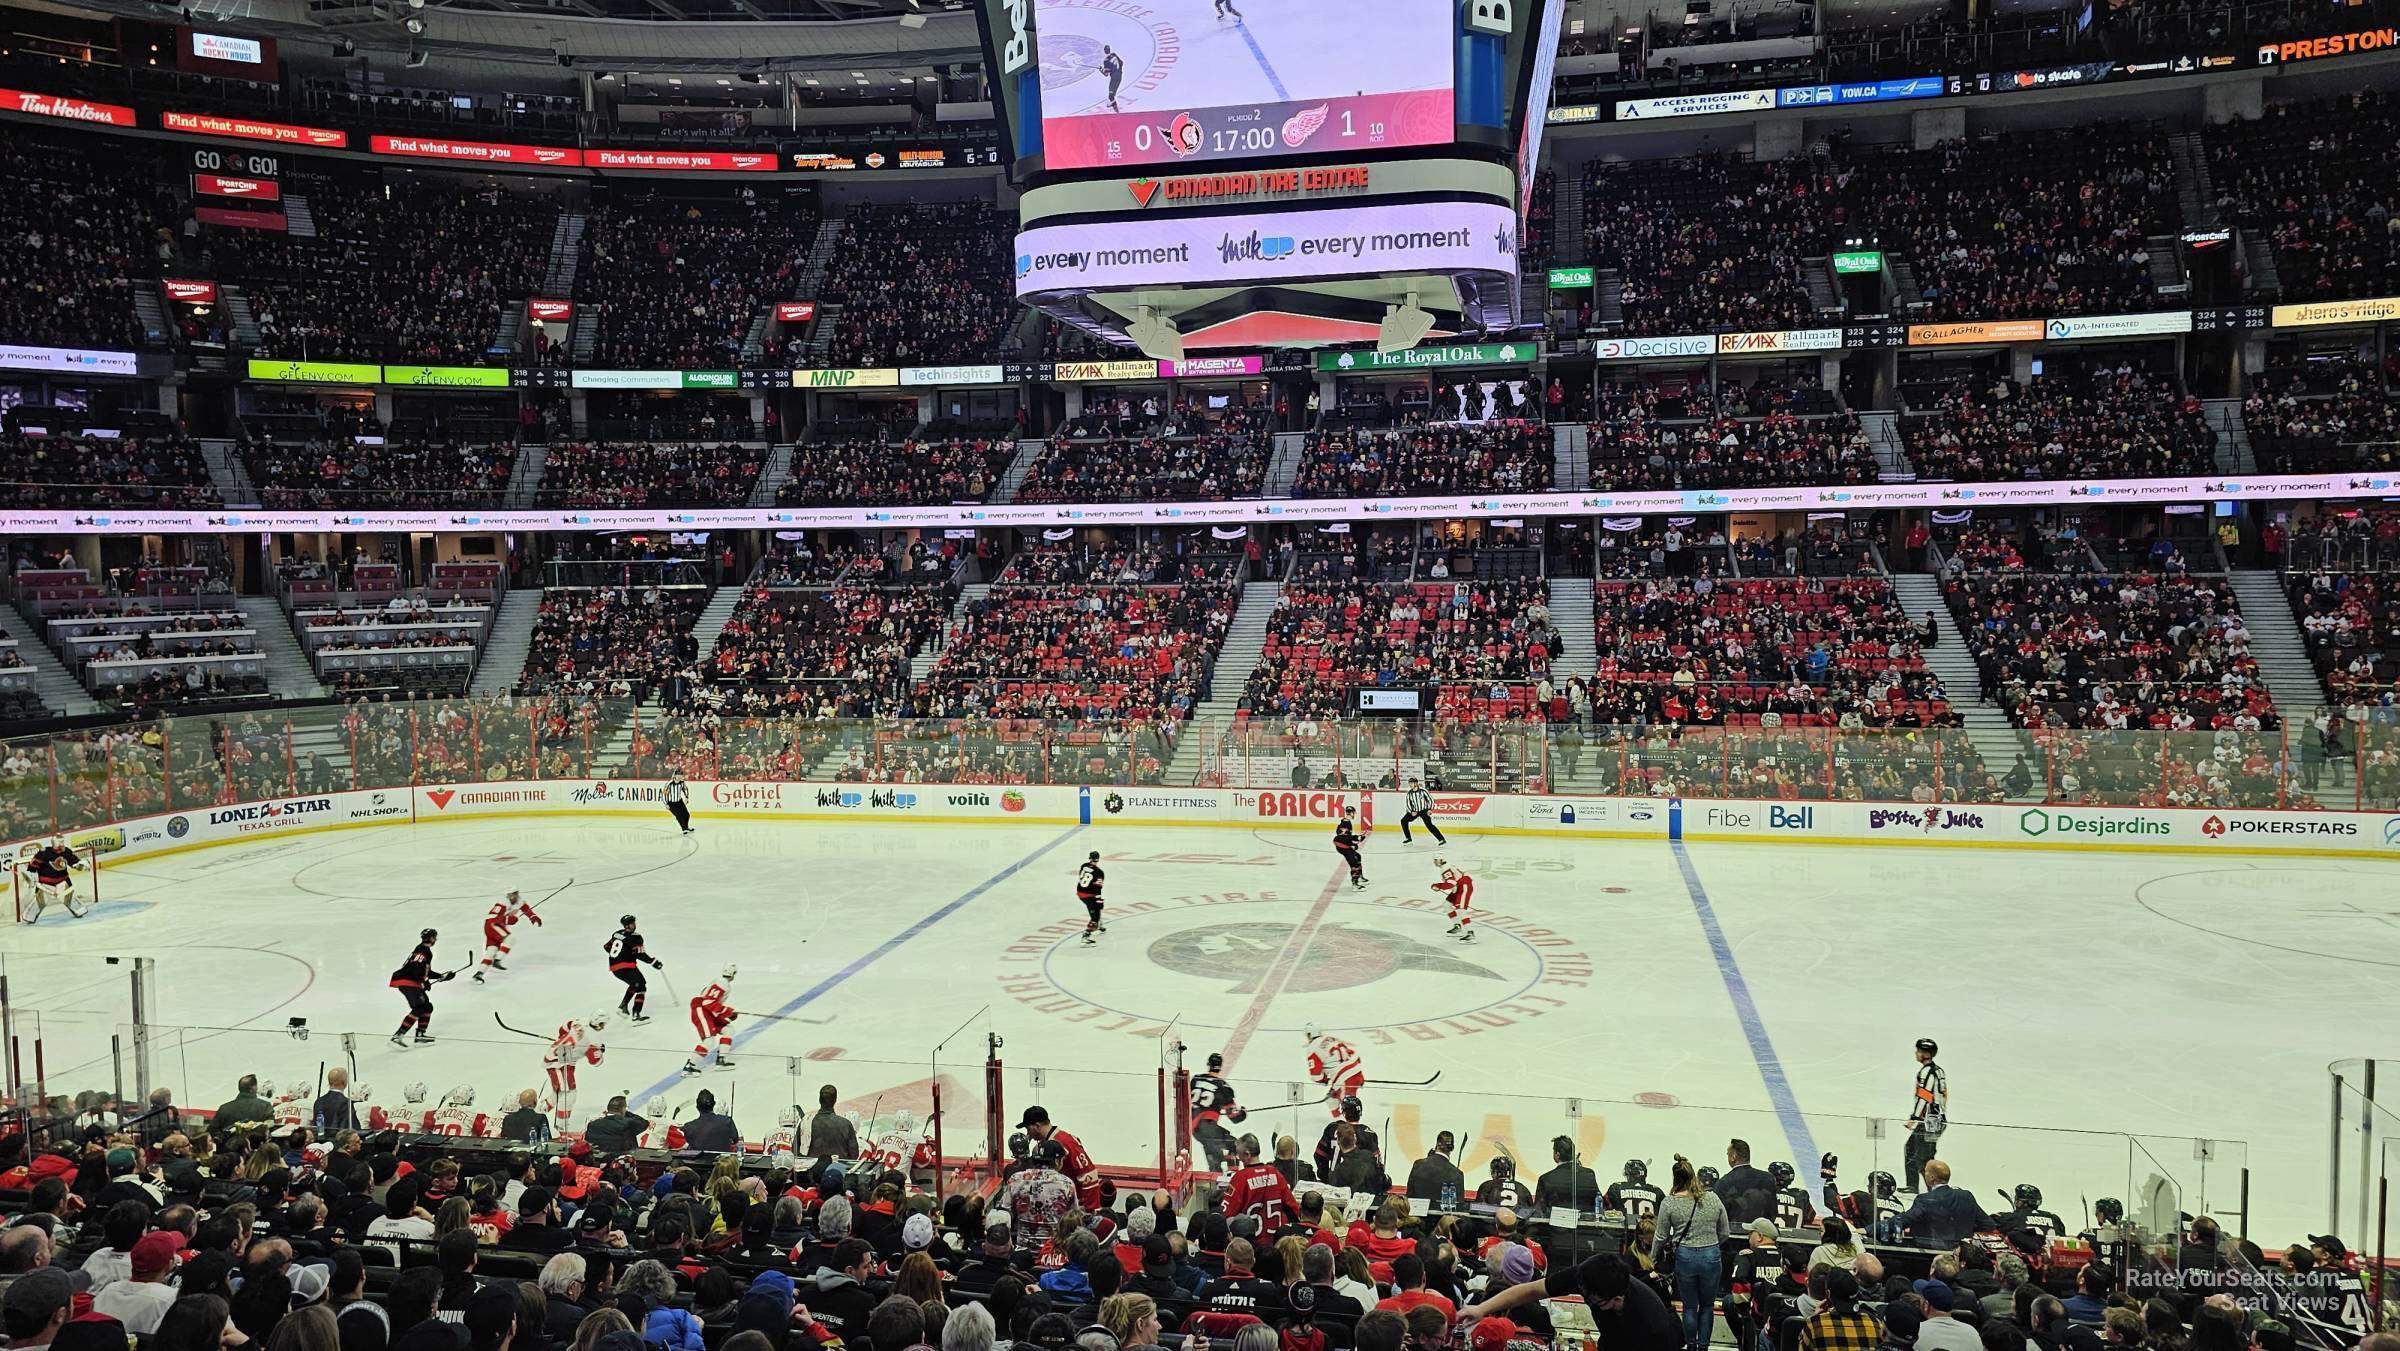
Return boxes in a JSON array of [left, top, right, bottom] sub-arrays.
[[1401, 780, 1447, 844], [666, 774, 692, 835], [1905, 1037, 1946, 1191]]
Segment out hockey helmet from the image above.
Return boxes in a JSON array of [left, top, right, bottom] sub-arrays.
[[779, 1106, 802, 1129], [404, 1082, 428, 1103], [421, 928, 438, 943], [1914, 1037, 1938, 1056], [506, 890, 521, 904], [2013, 1183, 2043, 1210], [1697, 1166, 1721, 1188], [2094, 1198, 2125, 1224], [446, 1085, 476, 1107], [721, 964, 738, 981], [1490, 1155, 1516, 1181], [1303, 1023, 1322, 1040], [1868, 1170, 1898, 1199], [1007, 1130, 1030, 1160], [892, 1109, 919, 1136], [620, 914, 637, 926], [1623, 1158, 1649, 1185], [643, 1098, 668, 1120], [1769, 1162, 1796, 1189], [1207, 1053, 1225, 1071], [1338, 1094, 1363, 1120], [256, 1078, 276, 1102], [589, 1009, 613, 1028], [351, 1082, 373, 1102]]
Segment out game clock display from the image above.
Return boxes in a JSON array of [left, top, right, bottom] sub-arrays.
[[1034, 0, 1457, 170]]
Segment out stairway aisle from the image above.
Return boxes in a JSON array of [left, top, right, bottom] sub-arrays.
[[991, 440, 1046, 505], [233, 597, 328, 701], [2226, 570, 2329, 720], [1545, 576, 1596, 683], [687, 587, 739, 660], [1164, 581, 1282, 786], [0, 608, 102, 717], [1889, 574, 2033, 793], [468, 590, 546, 696]]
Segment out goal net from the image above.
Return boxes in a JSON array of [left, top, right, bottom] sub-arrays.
[[11, 841, 98, 923]]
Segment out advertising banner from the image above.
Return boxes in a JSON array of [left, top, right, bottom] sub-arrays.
[[2041, 311, 2193, 340], [900, 364, 1007, 386], [385, 366, 511, 388], [588, 148, 777, 171], [1051, 360, 1160, 381], [0, 345, 139, 376], [246, 359, 381, 384], [1592, 334, 1714, 360], [569, 370, 682, 390], [775, 303, 818, 323], [2271, 296, 2400, 329], [162, 280, 220, 303], [793, 367, 901, 389], [2, 87, 134, 126], [1616, 89, 1776, 120], [1832, 251, 1884, 274], [1908, 320, 2046, 346], [194, 205, 287, 231], [164, 110, 343, 146], [192, 173, 280, 201], [2256, 27, 2398, 63], [1547, 266, 1595, 287], [370, 134, 580, 166], [1015, 200, 1521, 298], [1316, 342, 1537, 372], [1716, 328, 1844, 354], [1159, 355, 1265, 378], [528, 299, 574, 322]]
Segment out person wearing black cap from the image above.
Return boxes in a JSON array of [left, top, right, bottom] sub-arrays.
[[2, 1267, 74, 1349], [1904, 1039, 1946, 1192], [1190, 1053, 1242, 1173], [1075, 853, 1107, 947], [1462, 1251, 1679, 1351]]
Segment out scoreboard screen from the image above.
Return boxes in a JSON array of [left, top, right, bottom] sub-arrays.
[[1034, 0, 1457, 170]]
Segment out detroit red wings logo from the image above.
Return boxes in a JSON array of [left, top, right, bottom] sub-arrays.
[[1281, 103, 1330, 148], [1163, 112, 1203, 158]]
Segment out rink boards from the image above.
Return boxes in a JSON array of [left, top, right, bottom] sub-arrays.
[[25, 779, 2400, 864]]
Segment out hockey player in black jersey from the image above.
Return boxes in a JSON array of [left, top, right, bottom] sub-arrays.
[[1475, 1153, 1534, 1209], [1723, 1217, 1797, 1351], [389, 929, 452, 1046], [1768, 1161, 1819, 1227], [606, 915, 664, 1021], [1076, 852, 1107, 946], [1189, 1052, 1244, 1172], [1603, 1158, 1664, 1221], [1994, 1184, 2065, 1244], [1331, 811, 1366, 890]]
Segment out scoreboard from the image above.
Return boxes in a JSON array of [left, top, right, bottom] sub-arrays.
[[980, 0, 1562, 355]]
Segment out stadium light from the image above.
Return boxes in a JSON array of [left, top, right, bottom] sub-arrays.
[[1378, 292, 1436, 354]]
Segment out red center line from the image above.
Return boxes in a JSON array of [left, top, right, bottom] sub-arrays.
[[1216, 862, 1349, 1074]]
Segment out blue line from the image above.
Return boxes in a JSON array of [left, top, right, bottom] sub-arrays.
[[1668, 842, 1820, 1169], [633, 826, 1085, 1105], [1234, 18, 1291, 102]]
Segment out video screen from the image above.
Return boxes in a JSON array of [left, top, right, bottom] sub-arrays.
[[1034, 0, 1456, 171]]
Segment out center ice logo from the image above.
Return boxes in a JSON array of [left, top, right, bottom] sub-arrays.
[[1148, 922, 1499, 994]]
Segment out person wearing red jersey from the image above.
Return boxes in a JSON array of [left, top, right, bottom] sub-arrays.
[[1432, 856, 1477, 943], [681, 965, 740, 1076], [1223, 1133, 1297, 1230], [543, 1010, 609, 1133], [474, 890, 544, 984], [388, 929, 451, 1046], [1019, 1105, 1105, 1210]]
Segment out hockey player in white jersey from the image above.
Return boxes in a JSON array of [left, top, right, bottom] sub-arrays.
[[543, 1011, 609, 1133], [1302, 1024, 1366, 1116], [639, 1098, 687, 1150], [763, 1106, 801, 1157], [370, 1082, 435, 1134], [433, 1086, 489, 1138]]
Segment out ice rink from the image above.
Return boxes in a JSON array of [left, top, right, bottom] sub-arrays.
[[6, 813, 2374, 1239]]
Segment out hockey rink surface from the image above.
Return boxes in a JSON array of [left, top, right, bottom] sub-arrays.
[[6, 813, 2383, 1238]]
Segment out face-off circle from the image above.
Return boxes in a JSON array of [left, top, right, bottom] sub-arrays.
[[1035, 0, 1180, 119]]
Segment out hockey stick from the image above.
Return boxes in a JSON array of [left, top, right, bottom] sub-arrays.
[[746, 1009, 834, 1027], [493, 1013, 551, 1041], [1362, 1071, 1443, 1087], [520, 879, 577, 915]]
